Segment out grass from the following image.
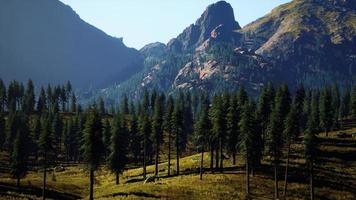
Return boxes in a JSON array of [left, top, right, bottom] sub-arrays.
[[1, 127, 356, 199]]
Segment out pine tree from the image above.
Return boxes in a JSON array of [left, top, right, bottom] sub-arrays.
[[351, 85, 356, 118], [71, 92, 77, 113], [0, 79, 6, 112], [320, 87, 333, 137], [304, 103, 319, 200], [99, 97, 106, 115], [66, 81, 72, 111], [163, 96, 174, 176], [331, 84, 340, 130], [340, 87, 351, 120], [6, 112, 20, 151], [210, 94, 224, 170], [172, 96, 183, 175], [129, 112, 141, 164], [266, 84, 290, 199], [294, 84, 306, 130], [39, 114, 54, 200], [283, 105, 299, 196], [227, 94, 239, 165], [194, 93, 211, 180], [257, 83, 275, 152], [152, 93, 164, 176], [102, 119, 111, 159], [139, 90, 151, 180], [239, 100, 256, 196], [37, 87, 47, 114], [10, 115, 29, 188], [120, 95, 129, 115], [81, 108, 104, 200], [108, 111, 128, 185], [52, 113, 63, 159], [0, 113, 5, 150]]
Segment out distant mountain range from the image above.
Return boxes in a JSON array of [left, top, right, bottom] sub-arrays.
[[0, 0, 143, 89], [93, 0, 355, 104], [0, 0, 355, 103]]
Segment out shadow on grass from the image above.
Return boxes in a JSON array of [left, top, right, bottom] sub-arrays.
[[102, 191, 161, 198], [0, 182, 80, 200]]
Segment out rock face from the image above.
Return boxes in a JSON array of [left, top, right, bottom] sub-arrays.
[[167, 1, 241, 53], [0, 0, 143, 89]]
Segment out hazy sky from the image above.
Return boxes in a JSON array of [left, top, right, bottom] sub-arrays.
[[59, 0, 291, 49]]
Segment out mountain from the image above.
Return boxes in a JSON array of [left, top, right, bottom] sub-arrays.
[[242, 0, 356, 87], [0, 0, 143, 89], [85, 0, 356, 103]]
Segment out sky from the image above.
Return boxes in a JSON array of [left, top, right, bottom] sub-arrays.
[[59, 0, 291, 49]]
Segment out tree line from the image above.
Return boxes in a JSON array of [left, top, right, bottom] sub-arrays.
[[0, 79, 356, 200]]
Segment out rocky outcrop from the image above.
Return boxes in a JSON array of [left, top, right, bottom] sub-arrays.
[[167, 1, 241, 53]]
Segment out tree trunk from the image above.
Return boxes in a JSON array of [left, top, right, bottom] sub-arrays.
[[16, 177, 20, 188], [210, 145, 214, 173], [232, 151, 236, 165], [168, 132, 171, 177], [310, 160, 314, 200], [246, 153, 250, 196], [176, 143, 179, 176], [42, 156, 46, 200], [200, 150, 204, 180], [283, 142, 291, 197], [215, 145, 219, 170], [219, 138, 223, 172], [116, 172, 119, 185], [89, 169, 94, 200], [143, 138, 147, 180], [155, 143, 159, 176], [274, 161, 279, 199]]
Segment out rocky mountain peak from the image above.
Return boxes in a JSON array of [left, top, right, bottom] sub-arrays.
[[167, 1, 241, 53]]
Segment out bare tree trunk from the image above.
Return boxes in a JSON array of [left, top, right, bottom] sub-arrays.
[[116, 172, 119, 185], [274, 161, 279, 199], [283, 142, 291, 197], [219, 139, 223, 172], [42, 155, 47, 200], [176, 143, 179, 176], [200, 150, 204, 180], [232, 151, 236, 165], [310, 160, 314, 200], [155, 143, 159, 176], [246, 153, 250, 196], [89, 169, 94, 200], [17, 177, 20, 188], [210, 145, 214, 173], [215, 145, 219, 170], [168, 132, 171, 177], [143, 138, 147, 180]]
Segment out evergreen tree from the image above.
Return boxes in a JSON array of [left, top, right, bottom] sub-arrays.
[[66, 81, 72, 111], [239, 100, 256, 195], [129, 112, 141, 164], [71, 92, 77, 113], [102, 119, 111, 159], [0, 79, 6, 112], [37, 87, 47, 114], [52, 113, 63, 159], [266, 84, 290, 199], [194, 94, 211, 180], [99, 97, 106, 115], [320, 87, 333, 137], [304, 104, 319, 200], [331, 84, 340, 130], [152, 93, 164, 176], [120, 95, 129, 115], [0, 113, 5, 150], [108, 111, 128, 185], [163, 96, 174, 176], [210, 94, 224, 170], [340, 87, 351, 119], [227, 94, 239, 165], [39, 114, 54, 200], [6, 112, 20, 151], [172, 96, 184, 175], [351, 85, 356, 118], [294, 84, 306, 130], [257, 83, 275, 151], [81, 108, 104, 200], [139, 90, 151, 179], [283, 106, 299, 196], [10, 128, 28, 187]]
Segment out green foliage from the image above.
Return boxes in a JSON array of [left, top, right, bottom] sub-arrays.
[[194, 94, 211, 151], [320, 87, 334, 133], [81, 108, 104, 171]]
